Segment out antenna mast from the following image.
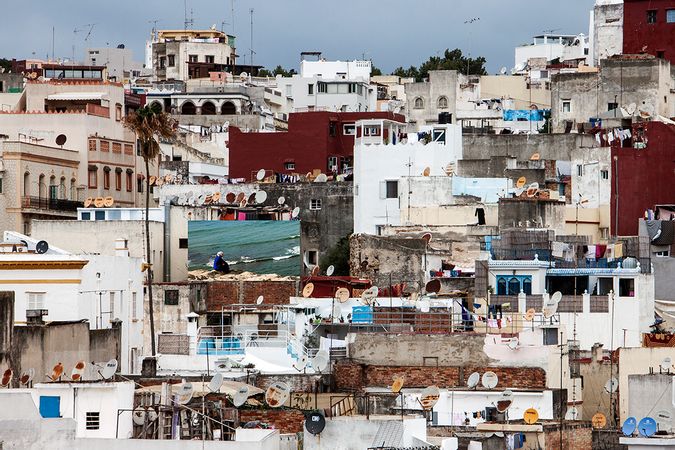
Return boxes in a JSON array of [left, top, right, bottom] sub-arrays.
[[249, 8, 254, 70]]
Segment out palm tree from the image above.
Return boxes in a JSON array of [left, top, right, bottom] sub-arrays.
[[123, 104, 176, 357]]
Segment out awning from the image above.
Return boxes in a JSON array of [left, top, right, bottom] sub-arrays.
[[46, 92, 107, 101]]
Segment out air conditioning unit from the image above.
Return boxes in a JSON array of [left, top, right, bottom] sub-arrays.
[[26, 309, 48, 318]]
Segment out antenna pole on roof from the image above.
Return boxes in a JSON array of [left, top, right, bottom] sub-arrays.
[[249, 8, 254, 70]]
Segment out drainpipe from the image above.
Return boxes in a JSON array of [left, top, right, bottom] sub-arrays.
[[163, 202, 171, 282]]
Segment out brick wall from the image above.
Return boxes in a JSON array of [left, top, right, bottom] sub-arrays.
[[254, 374, 325, 392], [238, 409, 305, 434], [206, 280, 300, 310], [544, 422, 593, 450], [334, 360, 546, 390]]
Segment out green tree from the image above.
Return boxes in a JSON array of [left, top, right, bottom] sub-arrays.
[[371, 66, 382, 77], [319, 235, 351, 277], [0, 59, 11, 73], [394, 49, 487, 81]]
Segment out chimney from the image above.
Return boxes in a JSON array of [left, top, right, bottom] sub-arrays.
[[115, 238, 129, 257], [592, 343, 604, 362]]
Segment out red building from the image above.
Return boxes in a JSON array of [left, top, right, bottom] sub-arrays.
[[623, 0, 675, 64], [228, 111, 405, 181], [611, 121, 675, 236]]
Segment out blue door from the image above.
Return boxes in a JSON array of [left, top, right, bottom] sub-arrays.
[[39, 396, 61, 418]]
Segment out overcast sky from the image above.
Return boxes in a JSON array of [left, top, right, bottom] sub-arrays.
[[3, 0, 595, 73]]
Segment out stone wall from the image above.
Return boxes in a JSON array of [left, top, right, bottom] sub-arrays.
[[206, 280, 300, 310], [543, 421, 593, 450]]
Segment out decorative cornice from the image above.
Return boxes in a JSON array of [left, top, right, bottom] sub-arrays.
[[0, 260, 88, 270]]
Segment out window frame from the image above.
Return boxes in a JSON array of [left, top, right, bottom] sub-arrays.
[[647, 9, 658, 24], [126, 172, 133, 192], [667, 9, 675, 23], [88, 169, 97, 188], [309, 198, 322, 211], [86, 411, 100, 430], [437, 96, 449, 109], [178, 238, 188, 249], [562, 100, 572, 113], [413, 97, 424, 109], [385, 180, 398, 199], [343, 123, 355, 135], [27, 292, 46, 310]]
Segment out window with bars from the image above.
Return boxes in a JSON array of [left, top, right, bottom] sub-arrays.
[[309, 199, 322, 210], [88, 139, 97, 151], [132, 292, 138, 320], [86, 411, 100, 430], [112, 143, 121, 153], [100, 141, 109, 152]]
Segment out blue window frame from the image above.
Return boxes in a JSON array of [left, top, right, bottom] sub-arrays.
[[496, 275, 532, 295], [39, 396, 61, 418]]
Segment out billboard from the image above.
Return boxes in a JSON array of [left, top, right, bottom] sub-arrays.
[[188, 221, 300, 276]]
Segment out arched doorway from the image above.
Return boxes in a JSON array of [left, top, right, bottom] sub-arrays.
[[201, 101, 216, 115], [181, 101, 196, 115], [221, 101, 236, 115]]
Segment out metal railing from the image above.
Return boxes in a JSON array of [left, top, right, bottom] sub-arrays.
[[21, 196, 82, 212]]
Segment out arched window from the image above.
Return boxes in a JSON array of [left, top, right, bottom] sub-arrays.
[[508, 277, 520, 295], [201, 101, 216, 115], [523, 278, 532, 295], [437, 96, 449, 109], [70, 178, 77, 200], [497, 278, 507, 295], [38, 174, 46, 199], [413, 97, 424, 109], [180, 101, 196, 115], [49, 175, 57, 200], [59, 177, 66, 199], [23, 172, 30, 197], [221, 101, 236, 115]]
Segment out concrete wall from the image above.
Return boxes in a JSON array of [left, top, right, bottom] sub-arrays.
[[150, 282, 193, 353], [480, 75, 551, 110], [653, 258, 675, 301], [406, 70, 458, 128], [498, 199, 566, 234], [304, 416, 427, 450], [628, 374, 674, 432], [591, 1, 624, 66], [462, 133, 590, 162]]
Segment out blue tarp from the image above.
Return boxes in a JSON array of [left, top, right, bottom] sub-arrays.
[[503, 109, 549, 121]]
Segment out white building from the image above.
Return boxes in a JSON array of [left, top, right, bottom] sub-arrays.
[[588, 0, 624, 67], [2, 231, 145, 374], [353, 119, 463, 235], [514, 34, 590, 70], [85, 46, 145, 82]]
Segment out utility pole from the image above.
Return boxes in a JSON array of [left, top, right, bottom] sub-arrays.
[[558, 331, 566, 450]]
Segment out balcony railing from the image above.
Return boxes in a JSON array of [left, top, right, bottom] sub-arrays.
[[86, 103, 110, 118], [21, 196, 82, 212]]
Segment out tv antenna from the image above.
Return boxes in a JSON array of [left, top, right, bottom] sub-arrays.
[[542, 28, 561, 34], [184, 0, 194, 30], [249, 8, 255, 69], [74, 23, 96, 42]]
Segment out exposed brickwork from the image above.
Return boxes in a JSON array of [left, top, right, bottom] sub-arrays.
[[334, 360, 546, 391], [254, 374, 325, 392], [544, 422, 593, 450], [238, 409, 305, 434], [206, 280, 299, 310]]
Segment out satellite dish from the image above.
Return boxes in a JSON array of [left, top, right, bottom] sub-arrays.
[[49, 362, 64, 381], [164, 174, 173, 184], [638, 417, 657, 437], [233, 386, 250, 407], [55, 134, 67, 146], [326, 265, 335, 276], [256, 169, 266, 181], [305, 412, 326, 435], [507, 337, 519, 350], [444, 163, 455, 176], [176, 381, 194, 405], [530, 153, 541, 161], [623, 417, 637, 436], [481, 371, 498, 389], [235, 192, 246, 203], [255, 190, 267, 204], [516, 177, 527, 188], [294, 355, 308, 372], [1, 369, 12, 387], [132, 408, 147, 426], [314, 173, 328, 183], [256, 295, 264, 305], [84, 197, 93, 207], [604, 377, 618, 394], [277, 196, 285, 205], [149, 175, 157, 186], [19, 368, 34, 386], [419, 386, 441, 410], [239, 199, 248, 208], [524, 308, 536, 321], [247, 193, 257, 204], [514, 187, 525, 197], [100, 359, 118, 380], [71, 361, 86, 381], [212, 192, 222, 203], [660, 357, 672, 371], [361, 286, 379, 304], [94, 197, 105, 207], [467, 372, 480, 389], [311, 350, 329, 372], [292, 207, 300, 218], [592, 412, 607, 429], [543, 292, 561, 318], [208, 373, 224, 393], [500, 66, 507, 75], [35, 241, 49, 254], [391, 376, 405, 393], [565, 407, 579, 421], [156, 177, 164, 187], [311, 265, 321, 277], [422, 167, 431, 177], [265, 382, 291, 407], [302, 283, 314, 298], [335, 288, 350, 303], [226, 192, 236, 203], [425, 279, 441, 294], [655, 410, 672, 432], [421, 232, 432, 244], [497, 390, 514, 413], [104, 197, 114, 207], [524, 408, 539, 424]]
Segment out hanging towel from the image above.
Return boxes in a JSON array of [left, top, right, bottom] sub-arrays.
[[595, 244, 607, 259], [586, 245, 596, 261], [606, 244, 615, 262], [614, 243, 624, 258]]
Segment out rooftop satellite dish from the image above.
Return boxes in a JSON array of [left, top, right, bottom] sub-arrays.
[[565, 407, 579, 421], [147, 409, 158, 422], [277, 196, 285, 205], [500, 66, 507, 75], [84, 197, 93, 207], [638, 417, 657, 437], [235, 192, 246, 203], [305, 411, 326, 435], [444, 163, 455, 176], [530, 153, 541, 161], [526, 186, 538, 198], [233, 386, 250, 407], [1, 369, 12, 387], [70, 361, 86, 381], [35, 240, 49, 254], [255, 190, 267, 204], [524, 408, 539, 424], [507, 337, 519, 350], [524, 308, 536, 321], [294, 355, 308, 372], [156, 177, 164, 187], [240, 72, 248, 80], [256, 169, 266, 181], [392, 376, 405, 393], [655, 410, 672, 432], [361, 286, 379, 305], [256, 295, 264, 305], [543, 292, 561, 318], [226, 192, 236, 203], [104, 197, 114, 207], [592, 412, 607, 429], [421, 232, 432, 244], [55, 134, 67, 146], [100, 359, 118, 380], [212, 192, 222, 203], [311, 350, 329, 372], [176, 381, 194, 405], [292, 207, 300, 218], [623, 417, 637, 436], [335, 288, 350, 303], [132, 408, 147, 426], [497, 390, 514, 413], [311, 265, 321, 277], [164, 174, 173, 183], [149, 175, 157, 186], [326, 265, 335, 276], [94, 197, 105, 208], [425, 279, 441, 294], [422, 167, 431, 177], [481, 371, 498, 389], [314, 173, 328, 183], [19, 368, 34, 386], [467, 372, 480, 389], [196, 194, 207, 206], [265, 382, 290, 407], [660, 357, 672, 371], [49, 362, 64, 381], [247, 193, 257, 204], [208, 372, 224, 393], [302, 283, 315, 298], [604, 377, 618, 394], [516, 177, 527, 188], [514, 187, 525, 197], [420, 386, 441, 410]]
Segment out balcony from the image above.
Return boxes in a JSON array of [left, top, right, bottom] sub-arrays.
[[21, 196, 83, 213]]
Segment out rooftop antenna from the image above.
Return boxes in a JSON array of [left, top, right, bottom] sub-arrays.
[[231, 0, 236, 35], [148, 20, 160, 40], [249, 8, 255, 70]]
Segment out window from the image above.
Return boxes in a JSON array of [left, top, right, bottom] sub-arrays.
[[88, 169, 97, 188], [343, 124, 355, 135], [284, 161, 295, 170], [437, 96, 448, 109], [381, 180, 398, 199], [655, 250, 670, 257], [305, 250, 318, 266], [115, 104, 122, 121], [100, 141, 109, 152], [601, 169, 609, 180], [164, 290, 179, 306], [308, 84, 314, 95], [179, 238, 188, 249], [103, 170, 110, 190], [310, 199, 322, 210], [562, 100, 571, 113], [0, 177, 3, 194], [109, 292, 115, 318], [95, 211, 105, 220], [189, 54, 198, 63], [115, 171, 122, 191], [205, 55, 215, 64], [132, 292, 138, 320], [167, 55, 175, 67], [39, 396, 61, 418], [86, 412, 100, 430], [126, 172, 133, 192], [81, 212, 91, 220], [619, 278, 635, 297], [328, 156, 338, 172], [414, 97, 424, 109], [364, 126, 381, 136], [577, 165, 583, 176], [112, 143, 121, 153], [88, 139, 97, 151], [329, 121, 337, 136], [27, 292, 45, 310], [608, 102, 618, 111], [657, 51, 665, 59], [647, 10, 657, 24], [137, 177, 144, 193], [159, 57, 166, 69], [667, 9, 675, 23], [495, 276, 533, 295], [317, 82, 327, 93]]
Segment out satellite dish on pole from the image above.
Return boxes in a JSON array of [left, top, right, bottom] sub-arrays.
[[391, 376, 405, 393], [48, 362, 64, 381], [543, 292, 561, 318], [622, 417, 637, 436], [233, 386, 250, 407], [419, 386, 441, 410], [311, 350, 329, 372], [19, 368, 34, 386], [292, 207, 300, 218], [655, 410, 672, 432], [1, 369, 12, 387], [335, 288, 350, 303], [638, 417, 657, 437], [481, 371, 498, 389], [208, 373, 224, 393], [524, 408, 539, 424], [302, 283, 315, 298], [305, 411, 326, 435], [326, 265, 335, 276], [293, 355, 308, 372], [100, 359, 118, 380], [604, 377, 619, 393], [425, 279, 441, 294], [497, 390, 514, 413], [265, 382, 291, 407], [70, 361, 86, 381], [176, 381, 194, 405], [592, 412, 607, 429], [256, 169, 266, 181], [467, 372, 480, 389], [256, 295, 264, 305], [565, 407, 579, 421]]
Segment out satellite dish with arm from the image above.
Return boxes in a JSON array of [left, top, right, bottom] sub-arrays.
[[524, 408, 539, 424], [256, 169, 266, 181], [496, 390, 514, 413], [524, 308, 536, 321], [422, 167, 431, 176], [292, 207, 300, 218], [208, 373, 224, 392], [49, 362, 64, 381], [419, 386, 440, 410], [19, 368, 34, 386], [84, 198, 93, 208], [622, 417, 637, 436], [314, 173, 328, 183], [70, 361, 86, 381], [104, 197, 114, 207], [425, 279, 441, 294], [467, 372, 480, 389], [516, 177, 527, 188], [294, 355, 308, 372], [1, 369, 12, 387], [233, 385, 250, 407], [592, 412, 607, 429], [149, 175, 157, 186], [248, 193, 257, 204], [255, 190, 267, 204], [639, 417, 657, 437], [265, 382, 290, 407], [305, 411, 326, 435], [565, 407, 579, 420], [311, 350, 329, 372], [256, 295, 264, 305], [391, 376, 405, 393], [100, 359, 118, 380], [277, 196, 285, 205], [176, 380, 194, 405], [132, 408, 147, 426], [94, 197, 105, 207], [302, 283, 315, 298], [543, 292, 562, 318], [311, 265, 321, 277], [481, 371, 498, 389], [335, 288, 350, 303], [212, 192, 222, 203], [604, 377, 619, 393], [326, 265, 335, 276], [655, 410, 672, 432], [422, 232, 432, 244], [226, 192, 236, 203], [35, 241, 49, 254]]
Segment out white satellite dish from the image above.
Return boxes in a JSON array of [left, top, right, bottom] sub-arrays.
[[326, 265, 335, 276], [497, 390, 514, 413], [208, 373, 224, 393], [294, 355, 308, 372], [176, 381, 194, 405], [500, 66, 507, 75], [292, 207, 300, 218], [233, 386, 250, 407], [660, 357, 672, 371], [604, 377, 619, 394], [361, 286, 379, 305], [481, 371, 499, 389], [655, 410, 673, 432], [467, 372, 480, 389], [256, 295, 264, 305], [507, 337, 519, 350], [312, 350, 329, 372], [101, 359, 118, 380], [314, 173, 328, 183], [132, 408, 147, 426], [256, 169, 266, 181], [255, 190, 268, 204], [277, 196, 286, 205], [196, 194, 207, 206], [543, 291, 562, 318], [565, 407, 579, 420], [419, 386, 441, 410], [265, 382, 291, 408], [419, 300, 430, 313]]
